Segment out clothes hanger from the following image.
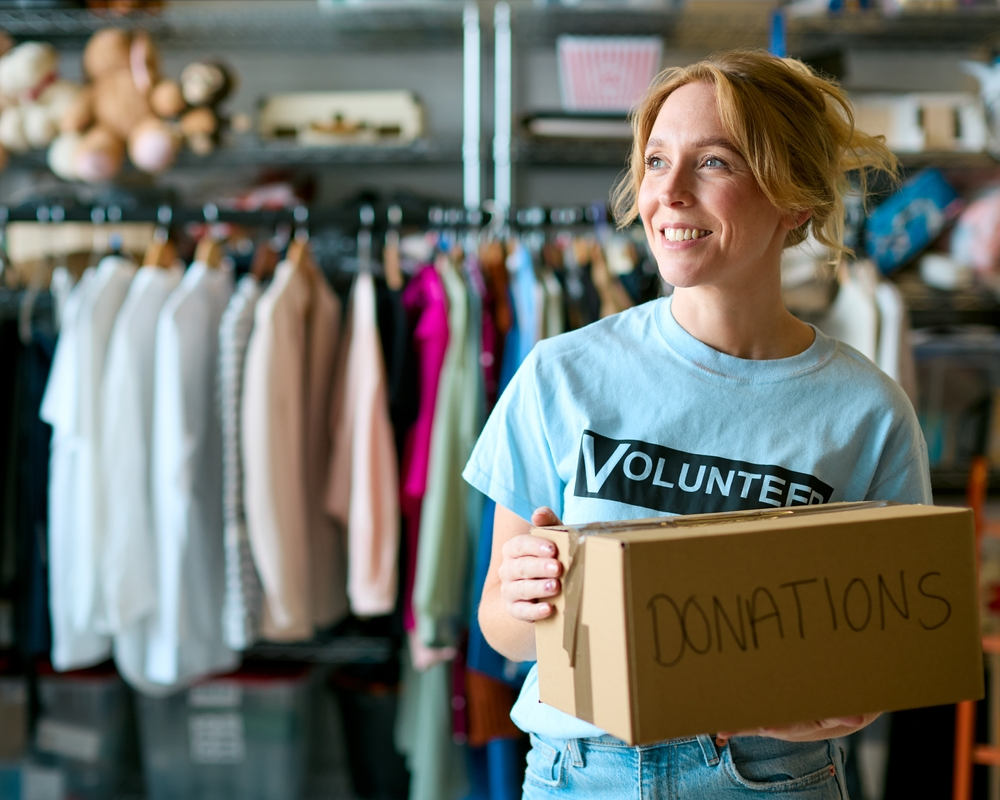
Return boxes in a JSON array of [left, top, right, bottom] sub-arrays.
[[285, 205, 316, 273], [250, 238, 279, 282], [143, 205, 176, 269], [383, 203, 404, 291], [194, 203, 224, 269], [357, 203, 375, 275], [19, 205, 60, 345]]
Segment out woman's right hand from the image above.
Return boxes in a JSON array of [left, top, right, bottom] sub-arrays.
[[498, 506, 565, 622]]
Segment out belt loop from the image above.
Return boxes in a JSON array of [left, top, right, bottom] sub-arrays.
[[697, 734, 721, 766], [567, 738, 584, 768]]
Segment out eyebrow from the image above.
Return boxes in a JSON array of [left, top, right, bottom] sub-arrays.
[[644, 136, 741, 154]]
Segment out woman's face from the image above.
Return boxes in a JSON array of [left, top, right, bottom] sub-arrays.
[[638, 80, 798, 294]]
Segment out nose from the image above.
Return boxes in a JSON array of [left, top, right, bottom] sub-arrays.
[[657, 166, 693, 208]]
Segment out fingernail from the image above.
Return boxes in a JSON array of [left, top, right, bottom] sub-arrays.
[[541, 544, 555, 555], [539, 506, 554, 516], [546, 561, 559, 575], [538, 603, 550, 614], [545, 580, 556, 592]]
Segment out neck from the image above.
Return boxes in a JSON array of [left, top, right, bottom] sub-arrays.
[[670, 281, 814, 361]]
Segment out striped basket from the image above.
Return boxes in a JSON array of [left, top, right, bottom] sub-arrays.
[[557, 35, 663, 113]]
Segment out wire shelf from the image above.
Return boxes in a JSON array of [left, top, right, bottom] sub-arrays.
[[0, 1, 468, 51], [506, 1, 1000, 52]]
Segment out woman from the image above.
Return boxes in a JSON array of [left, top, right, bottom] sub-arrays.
[[462, 49, 932, 797]]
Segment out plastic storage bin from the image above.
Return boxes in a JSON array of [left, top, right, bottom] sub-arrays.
[[557, 35, 662, 112], [137, 667, 311, 800], [32, 667, 129, 800]]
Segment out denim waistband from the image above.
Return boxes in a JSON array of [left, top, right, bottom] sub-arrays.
[[575, 733, 722, 766]]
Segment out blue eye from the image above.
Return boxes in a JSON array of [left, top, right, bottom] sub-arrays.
[[644, 155, 665, 170], [704, 156, 727, 168]]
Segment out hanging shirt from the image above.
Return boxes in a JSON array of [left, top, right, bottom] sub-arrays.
[[242, 261, 346, 642], [875, 280, 918, 406], [327, 271, 400, 617], [40, 256, 135, 671], [507, 243, 538, 366], [399, 265, 450, 632], [541, 268, 564, 340], [817, 263, 879, 365], [100, 265, 183, 694], [218, 275, 264, 651], [413, 261, 481, 647], [146, 262, 237, 687]]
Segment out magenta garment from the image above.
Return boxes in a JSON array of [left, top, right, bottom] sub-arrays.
[[400, 265, 450, 631], [465, 257, 500, 411]]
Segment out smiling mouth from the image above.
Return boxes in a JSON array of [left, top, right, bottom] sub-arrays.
[[661, 227, 712, 242]]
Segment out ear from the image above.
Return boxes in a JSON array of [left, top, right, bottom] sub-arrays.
[[782, 209, 812, 231]]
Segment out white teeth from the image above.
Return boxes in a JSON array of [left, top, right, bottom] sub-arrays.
[[663, 227, 708, 242]]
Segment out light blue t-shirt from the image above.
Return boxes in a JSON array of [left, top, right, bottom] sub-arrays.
[[462, 295, 932, 741]]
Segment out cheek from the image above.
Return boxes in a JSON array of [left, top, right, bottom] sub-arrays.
[[638, 177, 657, 224]]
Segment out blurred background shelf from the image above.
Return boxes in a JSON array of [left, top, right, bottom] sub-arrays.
[[3, 2, 998, 55], [504, 2, 1000, 53], [0, 0, 468, 51], [6, 137, 465, 172]]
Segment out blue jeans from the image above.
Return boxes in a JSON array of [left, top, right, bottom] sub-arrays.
[[522, 733, 849, 799]]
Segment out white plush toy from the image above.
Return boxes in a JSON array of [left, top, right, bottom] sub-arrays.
[[0, 42, 83, 156]]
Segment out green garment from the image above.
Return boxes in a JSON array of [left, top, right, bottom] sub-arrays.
[[412, 259, 483, 647], [395, 653, 469, 800]]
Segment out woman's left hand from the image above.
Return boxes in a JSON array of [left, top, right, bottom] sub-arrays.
[[717, 713, 879, 743]]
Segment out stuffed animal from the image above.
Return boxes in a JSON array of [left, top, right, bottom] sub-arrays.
[[0, 41, 83, 166], [176, 61, 236, 155], [48, 27, 181, 182]]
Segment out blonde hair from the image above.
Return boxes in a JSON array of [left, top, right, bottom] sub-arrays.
[[611, 49, 898, 261]]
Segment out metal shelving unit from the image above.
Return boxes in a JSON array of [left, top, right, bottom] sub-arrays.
[[0, 1, 482, 208], [496, 1, 1000, 209], [7, 137, 465, 172], [0, 0, 467, 51]]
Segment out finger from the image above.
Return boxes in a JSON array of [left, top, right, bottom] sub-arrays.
[[503, 578, 560, 603], [501, 554, 562, 582], [531, 506, 563, 527], [509, 599, 554, 622], [504, 533, 560, 562]]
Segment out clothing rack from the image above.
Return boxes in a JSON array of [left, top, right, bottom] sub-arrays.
[[0, 201, 608, 233]]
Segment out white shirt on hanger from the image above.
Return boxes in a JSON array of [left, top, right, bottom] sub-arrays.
[[816, 262, 880, 365], [40, 256, 136, 671], [875, 280, 919, 406], [101, 265, 183, 694], [146, 262, 237, 687]]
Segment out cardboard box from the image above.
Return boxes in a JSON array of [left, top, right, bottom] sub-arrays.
[[534, 502, 983, 745]]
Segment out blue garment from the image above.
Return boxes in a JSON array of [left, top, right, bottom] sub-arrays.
[[468, 738, 524, 800], [462, 295, 932, 742], [522, 732, 848, 799], [467, 269, 535, 686]]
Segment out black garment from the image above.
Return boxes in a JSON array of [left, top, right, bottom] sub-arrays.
[[0, 292, 55, 665], [17, 321, 55, 659]]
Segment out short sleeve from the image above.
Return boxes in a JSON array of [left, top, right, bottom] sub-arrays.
[[462, 348, 565, 522], [865, 399, 933, 506]]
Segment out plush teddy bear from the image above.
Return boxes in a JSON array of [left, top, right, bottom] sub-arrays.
[[48, 27, 181, 183], [0, 40, 83, 168], [174, 60, 236, 155]]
